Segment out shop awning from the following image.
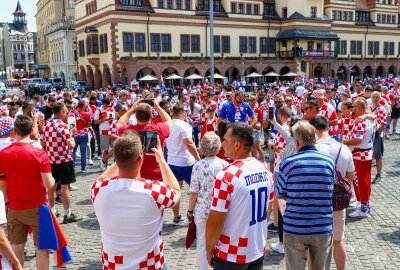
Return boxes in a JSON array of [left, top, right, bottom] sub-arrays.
[[276, 29, 339, 41]]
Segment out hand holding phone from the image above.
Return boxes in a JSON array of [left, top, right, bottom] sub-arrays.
[[268, 106, 274, 120]]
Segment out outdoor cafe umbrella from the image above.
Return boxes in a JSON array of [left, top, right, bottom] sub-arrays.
[[245, 72, 263, 78], [185, 73, 204, 80], [265, 71, 280, 77], [208, 73, 226, 79], [282, 72, 299, 77], [165, 74, 183, 80], [138, 75, 159, 81]]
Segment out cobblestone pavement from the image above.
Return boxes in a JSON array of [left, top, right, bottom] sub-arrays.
[[23, 133, 400, 270]]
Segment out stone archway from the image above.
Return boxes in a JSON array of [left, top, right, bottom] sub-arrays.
[[121, 68, 128, 85], [350, 66, 360, 81], [363, 66, 373, 79], [225, 66, 240, 81], [376, 66, 385, 77], [205, 67, 221, 77], [244, 67, 258, 76], [86, 66, 94, 89], [79, 66, 86, 81], [262, 67, 276, 82], [102, 65, 112, 86], [183, 67, 201, 77], [59, 71, 66, 85], [136, 67, 157, 80], [337, 66, 347, 82], [388, 65, 397, 77], [279, 66, 291, 80], [162, 67, 180, 87], [314, 66, 323, 79], [94, 69, 102, 89], [53, 72, 58, 77]]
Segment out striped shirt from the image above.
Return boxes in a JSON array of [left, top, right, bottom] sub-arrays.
[[276, 145, 334, 236]]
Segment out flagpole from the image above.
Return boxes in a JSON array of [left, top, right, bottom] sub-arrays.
[[209, 0, 214, 86]]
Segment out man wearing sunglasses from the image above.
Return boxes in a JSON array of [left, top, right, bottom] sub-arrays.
[[219, 92, 256, 126]]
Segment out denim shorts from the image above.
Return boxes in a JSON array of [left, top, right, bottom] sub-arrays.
[[169, 164, 194, 184]]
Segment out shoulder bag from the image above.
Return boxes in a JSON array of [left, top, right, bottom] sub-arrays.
[[332, 142, 352, 211]]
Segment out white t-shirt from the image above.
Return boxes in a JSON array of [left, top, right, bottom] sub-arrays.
[[315, 138, 355, 177], [0, 138, 15, 152], [0, 192, 6, 224], [210, 158, 273, 263], [165, 119, 195, 166]]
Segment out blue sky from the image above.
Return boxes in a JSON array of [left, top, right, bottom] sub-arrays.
[[0, 0, 37, 32]]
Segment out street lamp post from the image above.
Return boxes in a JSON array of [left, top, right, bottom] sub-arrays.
[[209, 0, 214, 86]]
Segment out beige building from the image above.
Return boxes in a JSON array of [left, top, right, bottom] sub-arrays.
[[36, 0, 77, 83], [74, 0, 400, 88]]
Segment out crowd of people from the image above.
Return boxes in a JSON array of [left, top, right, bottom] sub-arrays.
[[0, 74, 398, 269]]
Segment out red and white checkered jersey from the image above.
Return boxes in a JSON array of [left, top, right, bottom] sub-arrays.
[[94, 107, 114, 135], [292, 96, 302, 108], [273, 131, 287, 169], [42, 119, 73, 164], [200, 100, 218, 123], [107, 120, 118, 136], [370, 105, 388, 130], [348, 119, 375, 161], [389, 88, 400, 108], [320, 102, 338, 135], [92, 177, 178, 270], [338, 116, 354, 141], [210, 158, 273, 264]]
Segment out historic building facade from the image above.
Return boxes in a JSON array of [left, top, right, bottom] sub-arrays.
[[74, 0, 400, 88], [36, 0, 77, 83], [1, 1, 36, 79]]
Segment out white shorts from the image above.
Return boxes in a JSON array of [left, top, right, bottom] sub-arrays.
[[333, 209, 346, 241]]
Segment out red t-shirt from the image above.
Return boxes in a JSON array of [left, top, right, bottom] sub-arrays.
[[0, 143, 51, 210], [76, 110, 92, 131], [152, 116, 163, 124], [118, 123, 170, 180]]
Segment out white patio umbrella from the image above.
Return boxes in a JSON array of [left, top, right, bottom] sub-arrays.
[[265, 71, 280, 77], [208, 73, 226, 79], [245, 72, 263, 78], [185, 73, 204, 80], [282, 72, 299, 77], [165, 74, 183, 80], [138, 75, 159, 81]]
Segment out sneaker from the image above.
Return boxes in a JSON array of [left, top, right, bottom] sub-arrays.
[[267, 223, 279, 233], [76, 152, 81, 158], [100, 160, 106, 171], [63, 213, 83, 224], [81, 169, 87, 174], [69, 185, 78, 191], [351, 202, 361, 211], [53, 209, 61, 218], [96, 155, 103, 160], [88, 159, 94, 166], [270, 242, 285, 254], [173, 215, 187, 226], [372, 174, 381, 184], [55, 195, 62, 204], [385, 133, 390, 140], [349, 208, 369, 218]]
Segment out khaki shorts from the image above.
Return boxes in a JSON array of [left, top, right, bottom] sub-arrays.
[[7, 207, 39, 245], [333, 209, 345, 241]]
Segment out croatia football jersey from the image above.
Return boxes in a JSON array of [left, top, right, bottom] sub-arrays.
[[210, 158, 273, 264], [91, 177, 178, 270], [348, 119, 375, 161]]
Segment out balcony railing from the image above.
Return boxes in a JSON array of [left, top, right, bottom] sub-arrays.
[[277, 50, 337, 59]]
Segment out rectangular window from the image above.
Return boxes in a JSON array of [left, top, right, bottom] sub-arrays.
[[100, 35, 104, 53], [158, 0, 164, 8], [340, 40, 347, 55], [135, 33, 146, 52], [167, 0, 173, 8], [103, 34, 108, 53], [92, 36, 99, 54], [260, 37, 267, 53], [374, 41, 379, 55], [384, 42, 389, 55], [392, 15, 396, 24], [191, 35, 200, 52], [307, 41, 314, 51], [311, 7, 317, 18], [264, 3, 275, 16], [356, 41, 362, 55], [222, 36, 230, 53], [282, 7, 287, 18], [368, 41, 374, 55], [79, 40, 85, 57], [377, 14, 381, 23], [151, 33, 161, 52], [267, 38, 276, 53], [176, 0, 182, 9], [332, 10, 336, 20], [246, 3, 251, 14], [161, 34, 171, 52], [382, 14, 386, 23], [214, 35, 220, 53], [334, 40, 340, 54], [350, 41, 356, 54], [238, 3, 244, 14], [248, 37, 256, 53], [86, 37, 92, 54], [239, 36, 247, 53], [254, 4, 259, 15], [348, 11, 353, 21], [185, 0, 190, 9], [180, 34, 190, 53], [338, 11, 342, 20], [68, 0, 74, 8], [123, 32, 133, 52], [122, 0, 143, 6], [231, 2, 236, 13]]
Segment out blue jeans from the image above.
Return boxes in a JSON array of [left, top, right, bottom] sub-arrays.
[[73, 134, 88, 171], [192, 126, 200, 148]]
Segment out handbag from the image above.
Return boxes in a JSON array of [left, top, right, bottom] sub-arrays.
[[332, 143, 352, 211], [185, 216, 196, 249]]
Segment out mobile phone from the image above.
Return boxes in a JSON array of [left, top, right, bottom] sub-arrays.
[[268, 106, 274, 120], [142, 99, 154, 106], [138, 131, 158, 153]]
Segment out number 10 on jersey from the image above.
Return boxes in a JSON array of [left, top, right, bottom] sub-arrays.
[[249, 187, 269, 226]]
